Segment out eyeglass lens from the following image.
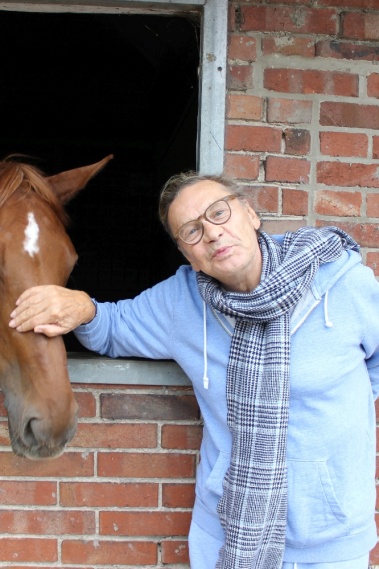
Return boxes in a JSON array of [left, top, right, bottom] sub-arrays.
[[179, 199, 232, 244]]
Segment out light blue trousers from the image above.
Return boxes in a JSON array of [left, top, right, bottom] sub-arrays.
[[188, 521, 370, 569]]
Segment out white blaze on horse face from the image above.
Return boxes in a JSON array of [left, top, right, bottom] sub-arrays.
[[23, 212, 40, 257]]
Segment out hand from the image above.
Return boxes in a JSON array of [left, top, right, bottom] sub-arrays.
[[9, 285, 96, 337]]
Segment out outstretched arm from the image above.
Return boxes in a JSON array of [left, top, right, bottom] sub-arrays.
[[9, 285, 96, 337]]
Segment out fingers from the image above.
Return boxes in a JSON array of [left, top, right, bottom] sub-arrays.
[[9, 285, 72, 333], [9, 286, 96, 336]]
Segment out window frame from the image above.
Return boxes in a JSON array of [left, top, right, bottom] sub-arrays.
[[1, 0, 228, 385]]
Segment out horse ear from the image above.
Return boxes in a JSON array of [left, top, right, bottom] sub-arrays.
[[47, 154, 114, 204]]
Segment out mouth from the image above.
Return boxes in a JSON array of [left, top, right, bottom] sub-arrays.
[[212, 245, 233, 259]]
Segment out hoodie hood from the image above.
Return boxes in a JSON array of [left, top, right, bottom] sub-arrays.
[[290, 248, 362, 335]]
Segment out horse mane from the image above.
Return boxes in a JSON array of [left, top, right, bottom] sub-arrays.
[[0, 157, 69, 226]]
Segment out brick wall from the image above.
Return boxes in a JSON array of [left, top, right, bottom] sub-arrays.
[[0, 385, 201, 567], [225, 1, 379, 276], [1, 1, 379, 567]]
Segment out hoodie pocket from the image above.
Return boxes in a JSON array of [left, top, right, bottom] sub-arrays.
[[205, 451, 230, 498], [286, 460, 350, 548]]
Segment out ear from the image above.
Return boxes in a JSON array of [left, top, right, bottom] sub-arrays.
[[242, 198, 261, 231], [47, 154, 113, 204]]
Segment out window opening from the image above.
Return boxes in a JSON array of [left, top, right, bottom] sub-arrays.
[[0, 11, 200, 350]]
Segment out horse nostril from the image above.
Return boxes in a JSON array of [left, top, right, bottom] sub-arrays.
[[23, 418, 40, 447]]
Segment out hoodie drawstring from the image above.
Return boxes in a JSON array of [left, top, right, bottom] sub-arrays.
[[324, 289, 333, 328], [203, 301, 209, 389]]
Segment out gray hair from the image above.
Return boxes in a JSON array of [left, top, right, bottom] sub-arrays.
[[158, 171, 243, 238]]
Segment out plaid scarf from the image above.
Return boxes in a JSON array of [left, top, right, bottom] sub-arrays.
[[196, 227, 359, 569]]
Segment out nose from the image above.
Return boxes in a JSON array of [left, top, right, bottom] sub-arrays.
[[202, 220, 224, 242]]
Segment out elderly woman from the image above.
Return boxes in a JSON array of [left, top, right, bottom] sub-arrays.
[[9, 172, 379, 569]]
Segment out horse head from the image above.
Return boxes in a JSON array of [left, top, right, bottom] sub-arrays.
[[0, 154, 113, 459]]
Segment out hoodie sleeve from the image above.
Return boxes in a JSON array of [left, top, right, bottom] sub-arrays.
[[73, 272, 181, 360], [360, 266, 379, 400]]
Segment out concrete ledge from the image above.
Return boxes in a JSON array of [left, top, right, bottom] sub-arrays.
[[67, 353, 191, 386]]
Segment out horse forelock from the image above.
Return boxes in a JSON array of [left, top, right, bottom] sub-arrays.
[[0, 160, 69, 226]]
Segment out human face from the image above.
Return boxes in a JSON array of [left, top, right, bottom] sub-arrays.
[[168, 181, 262, 292]]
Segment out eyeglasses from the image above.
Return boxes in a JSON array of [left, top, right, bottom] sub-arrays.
[[175, 194, 240, 245]]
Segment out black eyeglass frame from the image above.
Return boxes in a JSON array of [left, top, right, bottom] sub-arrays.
[[174, 193, 241, 245]]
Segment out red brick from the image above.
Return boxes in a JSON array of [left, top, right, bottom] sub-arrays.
[[0, 393, 6, 416], [265, 156, 310, 183], [4, 567, 63, 569], [320, 131, 368, 157], [0, 538, 57, 562], [0, 422, 10, 445], [227, 64, 254, 90], [316, 40, 379, 61], [374, 136, 379, 160], [320, 102, 379, 129], [366, 251, 379, 277], [320, 0, 379, 6], [317, 161, 379, 188], [228, 35, 256, 61], [243, 185, 279, 213], [0, 451, 94, 477], [264, 68, 358, 96], [0, 510, 95, 535], [227, 94, 263, 120], [282, 189, 309, 215], [100, 510, 191, 537], [315, 221, 379, 248], [74, 391, 96, 418], [72, 422, 157, 448], [342, 12, 379, 40], [314, 190, 362, 216], [161, 424, 202, 450], [162, 483, 196, 508], [62, 539, 156, 565], [284, 129, 311, 155], [367, 193, 379, 217], [261, 0, 313, 3], [226, 125, 282, 152], [101, 393, 199, 421], [228, 3, 236, 31], [240, 6, 338, 35], [97, 452, 196, 478], [262, 36, 314, 58], [0, 481, 56, 505], [368, 73, 379, 98], [224, 153, 260, 180], [267, 98, 312, 124], [60, 481, 158, 507], [161, 540, 189, 564]]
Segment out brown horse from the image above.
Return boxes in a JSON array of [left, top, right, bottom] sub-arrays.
[[0, 154, 112, 459]]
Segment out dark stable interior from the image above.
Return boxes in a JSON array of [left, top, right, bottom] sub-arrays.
[[0, 10, 199, 350]]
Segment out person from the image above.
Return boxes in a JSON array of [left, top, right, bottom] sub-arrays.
[[9, 172, 379, 569]]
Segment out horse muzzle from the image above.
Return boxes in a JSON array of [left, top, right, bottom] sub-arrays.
[[6, 397, 79, 460]]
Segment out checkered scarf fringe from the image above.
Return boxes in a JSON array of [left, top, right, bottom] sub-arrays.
[[196, 227, 359, 569]]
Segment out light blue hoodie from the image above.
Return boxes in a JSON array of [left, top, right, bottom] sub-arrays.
[[75, 247, 379, 563]]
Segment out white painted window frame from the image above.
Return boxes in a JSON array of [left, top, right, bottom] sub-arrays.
[[0, 0, 228, 385]]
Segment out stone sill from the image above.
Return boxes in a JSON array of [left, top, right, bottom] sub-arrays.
[[67, 352, 191, 386]]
